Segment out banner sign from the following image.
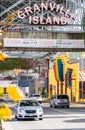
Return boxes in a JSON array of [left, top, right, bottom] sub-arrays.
[[17, 2, 77, 25], [4, 38, 84, 48]]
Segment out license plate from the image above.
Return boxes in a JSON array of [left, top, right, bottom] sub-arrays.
[[28, 114, 33, 116]]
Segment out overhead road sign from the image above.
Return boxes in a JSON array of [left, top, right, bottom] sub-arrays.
[[4, 38, 84, 49]]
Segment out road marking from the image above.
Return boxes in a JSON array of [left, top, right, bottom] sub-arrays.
[[45, 107, 70, 114], [56, 109, 69, 114]]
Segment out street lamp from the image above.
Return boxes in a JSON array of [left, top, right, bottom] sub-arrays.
[[78, 52, 84, 101]]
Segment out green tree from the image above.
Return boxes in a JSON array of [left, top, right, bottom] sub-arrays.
[[0, 58, 22, 71], [0, 58, 47, 71]]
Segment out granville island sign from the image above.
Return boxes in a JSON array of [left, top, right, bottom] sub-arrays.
[[18, 2, 77, 25]]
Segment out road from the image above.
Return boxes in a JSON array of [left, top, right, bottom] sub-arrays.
[[2, 101, 85, 130]]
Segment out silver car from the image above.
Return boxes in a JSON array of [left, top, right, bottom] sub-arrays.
[[15, 98, 43, 120], [50, 94, 69, 108]]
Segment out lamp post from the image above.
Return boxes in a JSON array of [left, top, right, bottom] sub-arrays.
[[79, 52, 84, 102], [81, 57, 84, 102], [47, 59, 49, 94]]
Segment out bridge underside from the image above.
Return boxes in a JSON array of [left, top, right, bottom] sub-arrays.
[[0, 0, 85, 59], [1, 47, 84, 59], [3, 47, 85, 52]]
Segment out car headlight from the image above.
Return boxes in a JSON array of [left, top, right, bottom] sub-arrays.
[[18, 109, 24, 113], [37, 108, 43, 113]]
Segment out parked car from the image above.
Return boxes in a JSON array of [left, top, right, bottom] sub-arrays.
[[50, 94, 69, 108], [30, 94, 43, 106], [15, 98, 43, 120]]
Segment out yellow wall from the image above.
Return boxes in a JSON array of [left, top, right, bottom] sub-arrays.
[[48, 69, 57, 98], [66, 62, 79, 102], [48, 54, 79, 102]]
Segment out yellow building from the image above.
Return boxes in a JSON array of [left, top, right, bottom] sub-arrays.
[[48, 53, 79, 102]]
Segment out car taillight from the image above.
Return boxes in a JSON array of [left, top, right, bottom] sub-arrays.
[[54, 99, 57, 102]]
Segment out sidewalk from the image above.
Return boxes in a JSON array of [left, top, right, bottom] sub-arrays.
[[70, 102, 85, 107]]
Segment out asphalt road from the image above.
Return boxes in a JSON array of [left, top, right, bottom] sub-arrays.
[[2, 101, 85, 130]]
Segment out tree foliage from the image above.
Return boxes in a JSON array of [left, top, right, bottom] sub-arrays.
[[0, 58, 22, 71], [0, 58, 47, 71], [7, 85, 22, 102], [0, 104, 12, 120]]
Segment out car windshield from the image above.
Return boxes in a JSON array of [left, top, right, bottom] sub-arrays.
[[57, 95, 69, 99], [20, 100, 40, 106], [33, 95, 40, 97]]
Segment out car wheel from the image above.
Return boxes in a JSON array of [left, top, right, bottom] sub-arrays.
[[54, 105, 57, 108], [53, 103, 56, 108], [39, 118, 43, 120], [16, 116, 21, 120], [16, 117, 21, 120], [50, 104, 52, 107], [67, 105, 69, 108]]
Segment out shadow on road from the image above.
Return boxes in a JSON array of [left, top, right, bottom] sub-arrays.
[[64, 118, 85, 123], [23, 128, 85, 130]]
